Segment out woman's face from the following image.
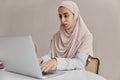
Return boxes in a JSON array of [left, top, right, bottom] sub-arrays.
[[58, 6, 74, 30]]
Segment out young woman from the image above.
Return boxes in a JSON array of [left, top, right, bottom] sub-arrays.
[[38, 0, 93, 73]]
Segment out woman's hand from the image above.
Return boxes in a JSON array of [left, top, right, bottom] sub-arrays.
[[38, 58, 43, 64], [40, 59, 57, 72]]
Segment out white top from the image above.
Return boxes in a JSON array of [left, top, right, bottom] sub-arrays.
[[42, 52, 88, 70]]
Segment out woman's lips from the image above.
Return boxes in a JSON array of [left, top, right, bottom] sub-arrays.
[[62, 24, 67, 27]]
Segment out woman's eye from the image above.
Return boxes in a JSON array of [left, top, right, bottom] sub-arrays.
[[64, 14, 69, 18], [59, 15, 62, 19]]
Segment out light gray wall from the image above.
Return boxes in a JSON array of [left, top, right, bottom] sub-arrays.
[[0, 0, 120, 80]]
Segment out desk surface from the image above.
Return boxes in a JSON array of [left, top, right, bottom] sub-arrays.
[[0, 69, 106, 80]]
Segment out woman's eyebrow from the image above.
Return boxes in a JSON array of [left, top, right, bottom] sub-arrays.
[[58, 12, 68, 16], [64, 12, 69, 15]]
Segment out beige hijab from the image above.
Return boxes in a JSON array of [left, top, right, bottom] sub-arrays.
[[50, 1, 93, 58]]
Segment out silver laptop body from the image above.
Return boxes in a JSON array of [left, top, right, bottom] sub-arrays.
[[0, 36, 43, 79]]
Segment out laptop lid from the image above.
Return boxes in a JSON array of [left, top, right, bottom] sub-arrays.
[[0, 36, 43, 79]]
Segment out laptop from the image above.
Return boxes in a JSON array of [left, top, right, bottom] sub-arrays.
[[0, 36, 64, 79]]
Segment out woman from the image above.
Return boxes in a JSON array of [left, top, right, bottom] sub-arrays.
[[38, 0, 93, 73]]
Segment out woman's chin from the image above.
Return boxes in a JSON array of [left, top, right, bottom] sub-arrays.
[[64, 27, 71, 30], [63, 26, 70, 30]]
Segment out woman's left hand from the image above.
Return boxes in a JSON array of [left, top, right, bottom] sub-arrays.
[[40, 59, 57, 72]]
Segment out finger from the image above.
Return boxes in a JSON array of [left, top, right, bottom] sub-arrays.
[[51, 63, 57, 70], [50, 59, 57, 70], [41, 60, 55, 72], [41, 62, 50, 72], [41, 60, 52, 69], [44, 62, 54, 72], [41, 61, 49, 69], [42, 62, 53, 72], [51, 65, 56, 70], [44, 66, 50, 72], [41, 63, 47, 71], [41, 65, 48, 72], [42, 64, 52, 72], [41, 62, 47, 68]]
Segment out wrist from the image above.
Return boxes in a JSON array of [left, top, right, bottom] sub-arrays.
[[38, 58, 43, 64], [52, 58, 57, 62]]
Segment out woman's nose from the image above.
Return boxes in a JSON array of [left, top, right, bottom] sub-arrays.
[[61, 17, 65, 23]]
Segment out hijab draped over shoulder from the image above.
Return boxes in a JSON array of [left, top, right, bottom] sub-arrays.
[[50, 1, 93, 58]]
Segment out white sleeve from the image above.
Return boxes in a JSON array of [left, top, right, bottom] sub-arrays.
[[41, 53, 51, 63], [56, 53, 88, 70]]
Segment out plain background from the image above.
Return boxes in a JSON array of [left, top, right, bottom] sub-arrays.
[[0, 0, 120, 80]]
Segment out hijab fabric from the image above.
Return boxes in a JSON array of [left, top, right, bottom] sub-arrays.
[[50, 1, 93, 58]]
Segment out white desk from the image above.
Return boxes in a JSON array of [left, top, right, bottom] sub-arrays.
[[0, 69, 106, 80]]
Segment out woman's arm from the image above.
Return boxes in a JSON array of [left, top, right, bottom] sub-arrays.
[[56, 53, 89, 70], [40, 52, 88, 72]]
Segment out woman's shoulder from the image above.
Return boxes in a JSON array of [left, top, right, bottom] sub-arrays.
[[52, 31, 59, 38]]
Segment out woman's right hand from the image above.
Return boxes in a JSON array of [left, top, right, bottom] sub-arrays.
[[40, 59, 57, 73], [38, 57, 43, 64]]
